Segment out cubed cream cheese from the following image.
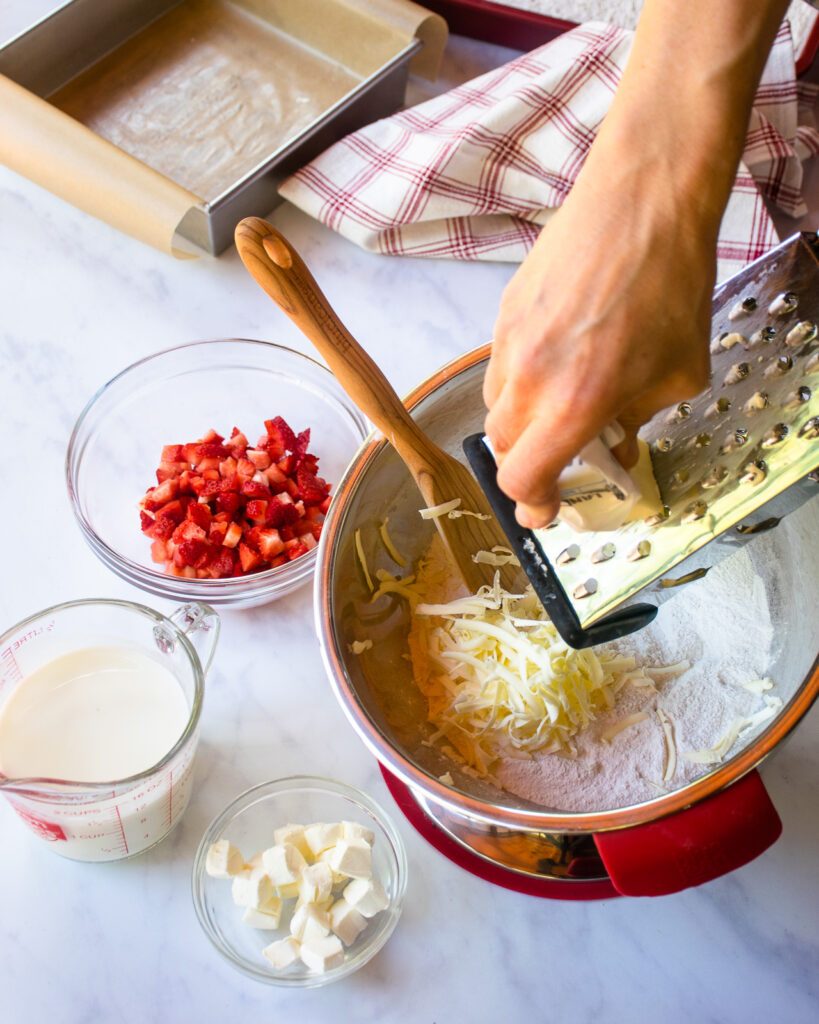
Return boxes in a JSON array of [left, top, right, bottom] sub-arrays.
[[341, 821, 375, 846], [262, 843, 307, 886], [263, 936, 301, 970], [290, 902, 330, 941], [316, 849, 348, 886], [304, 822, 343, 857], [298, 862, 334, 905], [242, 901, 282, 930], [329, 899, 367, 946], [205, 839, 245, 879], [274, 881, 300, 900], [273, 823, 312, 860], [299, 934, 344, 974], [343, 877, 389, 918], [328, 838, 372, 880], [231, 869, 275, 910]]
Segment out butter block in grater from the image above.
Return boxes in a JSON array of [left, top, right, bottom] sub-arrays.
[[465, 232, 819, 648]]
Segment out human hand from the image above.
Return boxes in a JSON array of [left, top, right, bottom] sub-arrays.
[[483, 147, 717, 529]]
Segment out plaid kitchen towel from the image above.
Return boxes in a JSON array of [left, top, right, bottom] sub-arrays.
[[279, 20, 819, 281]]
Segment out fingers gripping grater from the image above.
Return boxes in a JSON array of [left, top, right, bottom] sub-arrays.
[[465, 232, 819, 649]]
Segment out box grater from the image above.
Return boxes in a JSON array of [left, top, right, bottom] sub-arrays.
[[465, 232, 819, 649]]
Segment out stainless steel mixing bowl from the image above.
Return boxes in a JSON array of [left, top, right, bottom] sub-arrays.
[[315, 346, 819, 896]]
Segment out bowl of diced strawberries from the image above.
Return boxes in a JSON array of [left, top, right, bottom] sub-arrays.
[[67, 339, 369, 607]]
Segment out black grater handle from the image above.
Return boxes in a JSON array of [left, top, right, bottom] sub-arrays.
[[463, 434, 657, 649]]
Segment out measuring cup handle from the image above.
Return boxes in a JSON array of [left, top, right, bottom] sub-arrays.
[[168, 603, 220, 674]]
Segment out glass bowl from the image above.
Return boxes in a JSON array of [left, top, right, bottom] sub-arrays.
[[66, 339, 369, 608], [191, 777, 407, 987]]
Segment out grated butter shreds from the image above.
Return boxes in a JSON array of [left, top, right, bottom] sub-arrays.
[[406, 571, 664, 774], [657, 708, 677, 782], [601, 711, 649, 744], [354, 528, 374, 592], [740, 677, 774, 694], [378, 518, 407, 567], [419, 498, 462, 519], [472, 547, 521, 567], [448, 509, 491, 520]]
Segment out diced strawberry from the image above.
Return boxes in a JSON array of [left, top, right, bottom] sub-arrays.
[[277, 454, 296, 476], [246, 499, 268, 523], [296, 465, 329, 503], [238, 542, 262, 573], [269, 554, 288, 568], [265, 463, 287, 487], [140, 510, 156, 534], [202, 469, 220, 482], [247, 449, 272, 470], [195, 442, 228, 460], [286, 542, 309, 561], [177, 538, 211, 569], [283, 478, 299, 499], [208, 548, 235, 578], [236, 458, 256, 481], [309, 522, 323, 541], [172, 520, 207, 545], [216, 491, 241, 514], [265, 416, 297, 453], [155, 498, 184, 525], [209, 520, 228, 543], [240, 480, 270, 500], [212, 510, 232, 524], [150, 539, 167, 564], [219, 475, 239, 493], [280, 525, 295, 541], [196, 457, 221, 473], [161, 445, 184, 463], [223, 522, 243, 548], [151, 516, 175, 541], [178, 470, 196, 494], [299, 533, 317, 551], [156, 461, 186, 483], [256, 528, 284, 560], [150, 478, 179, 505], [319, 495, 332, 515], [226, 428, 248, 450], [201, 428, 224, 444], [265, 494, 299, 529], [219, 456, 237, 478], [186, 502, 212, 531], [193, 478, 221, 498], [181, 443, 200, 464], [169, 563, 198, 579], [294, 428, 311, 459]]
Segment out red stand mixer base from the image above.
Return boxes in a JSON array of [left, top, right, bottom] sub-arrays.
[[379, 765, 620, 901]]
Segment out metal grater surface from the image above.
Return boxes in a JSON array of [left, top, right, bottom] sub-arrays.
[[466, 232, 819, 645]]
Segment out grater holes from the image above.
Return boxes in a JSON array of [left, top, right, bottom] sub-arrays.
[[783, 386, 811, 411], [572, 579, 598, 600], [666, 402, 692, 423], [764, 354, 793, 378], [692, 432, 712, 448], [785, 320, 816, 348], [744, 391, 768, 414], [761, 423, 789, 447], [701, 465, 728, 489], [768, 291, 798, 317], [645, 505, 670, 527], [591, 543, 616, 564], [556, 544, 580, 565], [627, 540, 652, 561], [740, 459, 768, 485], [682, 500, 708, 522], [750, 326, 777, 346], [711, 331, 746, 354], [798, 416, 819, 439], [724, 362, 750, 385], [719, 427, 749, 454], [705, 396, 732, 418], [729, 296, 758, 320], [656, 436, 674, 452]]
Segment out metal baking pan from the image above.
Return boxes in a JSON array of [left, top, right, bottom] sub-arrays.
[[0, 0, 422, 254]]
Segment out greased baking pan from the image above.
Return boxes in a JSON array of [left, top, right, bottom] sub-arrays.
[[0, 0, 425, 254]]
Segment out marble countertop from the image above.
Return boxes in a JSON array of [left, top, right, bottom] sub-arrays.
[[1, 5, 818, 1022]]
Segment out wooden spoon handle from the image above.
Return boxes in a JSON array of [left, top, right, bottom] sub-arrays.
[[235, 217, 436, 467]]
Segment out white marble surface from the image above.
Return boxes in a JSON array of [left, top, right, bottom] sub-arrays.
[[1, 5, 818, 1023]]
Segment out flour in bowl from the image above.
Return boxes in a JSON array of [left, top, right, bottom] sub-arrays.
[[405, 536, 780, 812]]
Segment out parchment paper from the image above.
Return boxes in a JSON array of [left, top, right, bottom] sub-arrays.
[[0, 0, 446, 256]]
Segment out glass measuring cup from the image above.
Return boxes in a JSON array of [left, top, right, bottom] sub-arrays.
[[0, 599, 219, 862]]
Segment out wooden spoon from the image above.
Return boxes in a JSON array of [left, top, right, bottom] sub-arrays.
[[234, 216, 516, 594]]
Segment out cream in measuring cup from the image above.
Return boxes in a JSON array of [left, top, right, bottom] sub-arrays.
[[0, 646, 189, 782], [0, 600, 218, 862]]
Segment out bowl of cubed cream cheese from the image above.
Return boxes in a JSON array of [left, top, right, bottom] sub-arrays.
[[192, 777, 407, 986]]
